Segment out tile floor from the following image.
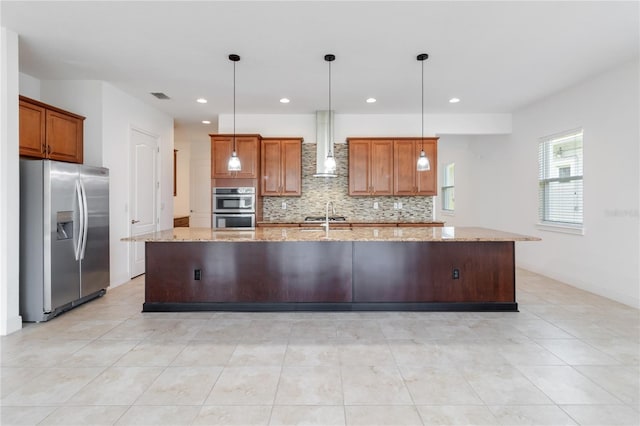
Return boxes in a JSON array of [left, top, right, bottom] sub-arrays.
[[1, 269, 638, 425]]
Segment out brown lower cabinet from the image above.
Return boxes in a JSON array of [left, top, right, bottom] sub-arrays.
[[143, 240, 516, 311], [19, 96, 85, 163]]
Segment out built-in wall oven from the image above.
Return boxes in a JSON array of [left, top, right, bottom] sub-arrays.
[[212, 187, 256, 229]]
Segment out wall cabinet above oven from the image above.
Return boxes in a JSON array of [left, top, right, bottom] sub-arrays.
[[210, 134, 261, 179], [260, 138, 302, 197]]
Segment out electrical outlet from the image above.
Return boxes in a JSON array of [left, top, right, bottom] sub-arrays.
[[194, 269, 201, 280], [452, 268, 460, 279], [373, 202, 379, 209], [393, 202, 398, 209], [281, 202, 287, 210], [398, 202, 403, 209]]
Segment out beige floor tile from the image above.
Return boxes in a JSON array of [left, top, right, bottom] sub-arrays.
[[68, 366, 164, 405], [336, 320, 385, 340], [135, 366, 222, 405], [0, 366, 46, 398], [497, 339, 566, 366], [535, 338, 621, 365], [275, 366, 342, 405], [388, 339, 455, 367], [227, 342, 287, 366], [115, 405, 201, 425], [0, 406, 57, 425], [170, 341, 237, 366], [416, 405, 498, 426], [510, 319, 574, 338], [205, 366, 281, 405], [270, 405, 345, 426], [584, 337, 640, 365], [341, 364, 412, 405], [400, 365, 483, 405], [560, 404, 640, 425], [39, 405, 128, 425], [114, 340, 186, 366], [1, 339, 90, 367], [489, 405, 577, 425], [283, 341, 340, 366], [517, 365, 621, 404], [60, 339, 138, 367], [462, 365, 552, 405], [345, 405, 422, 425], [193, 405, 271, 425], [338, 340, 396, 366], [2, 367, 104, 405], [574, 365, 640, 405]]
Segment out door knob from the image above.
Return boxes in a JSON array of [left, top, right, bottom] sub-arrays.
[[131, 219, 140, 224]]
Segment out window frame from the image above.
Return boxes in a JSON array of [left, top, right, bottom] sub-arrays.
[[537, 128, 584, 235], [441, 162, 455, 213]]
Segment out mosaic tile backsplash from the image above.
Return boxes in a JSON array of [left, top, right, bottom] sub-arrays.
[[262, 144, 433, 222]]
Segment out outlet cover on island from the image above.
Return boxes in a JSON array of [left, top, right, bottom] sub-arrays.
[[373, 202, 379, 209], [393, 202, 398, 209], [398, 202, 403, 209], [281, 202, 287, 210]]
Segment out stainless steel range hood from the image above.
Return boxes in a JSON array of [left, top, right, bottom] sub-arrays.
[[313, 110, 337, 177]]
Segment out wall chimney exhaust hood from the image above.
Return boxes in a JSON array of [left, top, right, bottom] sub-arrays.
[[314, 110, 337, 177]]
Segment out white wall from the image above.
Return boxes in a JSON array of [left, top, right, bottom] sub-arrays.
[[435, 135, 479, 227], [471, 60, 640, 308], [102, 82, 174, 287], [218, 113, 512, 143], [19, 72, 40, 99], [0, 27, 22, 335]]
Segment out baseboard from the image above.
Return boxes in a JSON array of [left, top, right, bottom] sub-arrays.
[[1, 314, 23, 336]]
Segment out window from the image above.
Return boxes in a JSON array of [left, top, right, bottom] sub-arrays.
[[442, 163, 455, 212], [538, 129, 583, 232]]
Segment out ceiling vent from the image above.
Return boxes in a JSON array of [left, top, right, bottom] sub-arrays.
[[150, 92, 170, 100]]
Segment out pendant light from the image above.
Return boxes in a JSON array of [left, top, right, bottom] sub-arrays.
[[416, 53, 431, 172], [324, 54, 337, 174], [227, 54, 241, 172]]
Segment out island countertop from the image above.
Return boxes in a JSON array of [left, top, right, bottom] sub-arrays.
[[122, 226, 540, 243]]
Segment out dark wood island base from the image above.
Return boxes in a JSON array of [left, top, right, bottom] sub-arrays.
[[143, 240, 518, 312]]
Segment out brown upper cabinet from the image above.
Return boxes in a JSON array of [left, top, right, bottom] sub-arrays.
[[261, 138, 302, 196], [394, 138, 438, 196], [210, 134, 260, 179], [19, 96, 85, 164], [348, 138, 394, 196]]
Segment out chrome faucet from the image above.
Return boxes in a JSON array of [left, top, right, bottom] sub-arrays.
[[325, 200, 336, 237]]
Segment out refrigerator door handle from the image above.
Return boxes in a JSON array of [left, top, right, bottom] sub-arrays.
[[79, 179, 89, 260], [75, 180, 84, 261]]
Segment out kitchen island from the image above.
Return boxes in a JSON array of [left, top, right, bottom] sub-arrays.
[[125, 227, 539, 312]]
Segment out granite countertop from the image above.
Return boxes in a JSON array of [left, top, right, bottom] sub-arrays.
[[257, 220, 445, 225], [122, 226, 540, 243]]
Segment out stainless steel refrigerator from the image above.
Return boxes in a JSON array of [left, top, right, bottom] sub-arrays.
[[20, 159, 110, 322]]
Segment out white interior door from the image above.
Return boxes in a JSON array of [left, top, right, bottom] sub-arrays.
[[129, 128, 158, 278], [189, 140, 212, 227]]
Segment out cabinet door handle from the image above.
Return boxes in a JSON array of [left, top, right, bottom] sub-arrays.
[[47, 145, 51, 154], [131, 219, 140, 224]]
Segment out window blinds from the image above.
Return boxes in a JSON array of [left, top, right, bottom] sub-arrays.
[[538, 130, 583, 227]]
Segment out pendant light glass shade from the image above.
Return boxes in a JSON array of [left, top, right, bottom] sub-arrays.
[[417, 149, 431, 171], [228, 54, 241, 172], [324, 152, 336, 174], [417, 53, 429, 172], [228, 151, 241, 171]]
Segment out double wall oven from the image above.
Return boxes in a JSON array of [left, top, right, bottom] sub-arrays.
[[212, 187, 255, 229]]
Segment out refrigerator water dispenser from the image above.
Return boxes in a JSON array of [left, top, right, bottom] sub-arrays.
[[56, 211, 73, 240]]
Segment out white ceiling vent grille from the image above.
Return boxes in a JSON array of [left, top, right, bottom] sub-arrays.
[[150, 92, 170, 100]]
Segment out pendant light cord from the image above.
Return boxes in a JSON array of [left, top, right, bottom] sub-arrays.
[[421, 58, 424, 151], [233, 59, 236, 152], [328, 59, 332, 155]]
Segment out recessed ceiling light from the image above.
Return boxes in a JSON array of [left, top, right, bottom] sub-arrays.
[[280, 98, 290, 104], [196, 98, 208, 104], [366, 98, 377, 103], [449, 97, 460, 103], [202, 120, 211, 124]]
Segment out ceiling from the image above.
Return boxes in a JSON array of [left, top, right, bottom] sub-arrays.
[[3, 1, 639, 131]]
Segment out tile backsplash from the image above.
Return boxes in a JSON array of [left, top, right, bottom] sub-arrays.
[[262, 144, 433, 222]]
